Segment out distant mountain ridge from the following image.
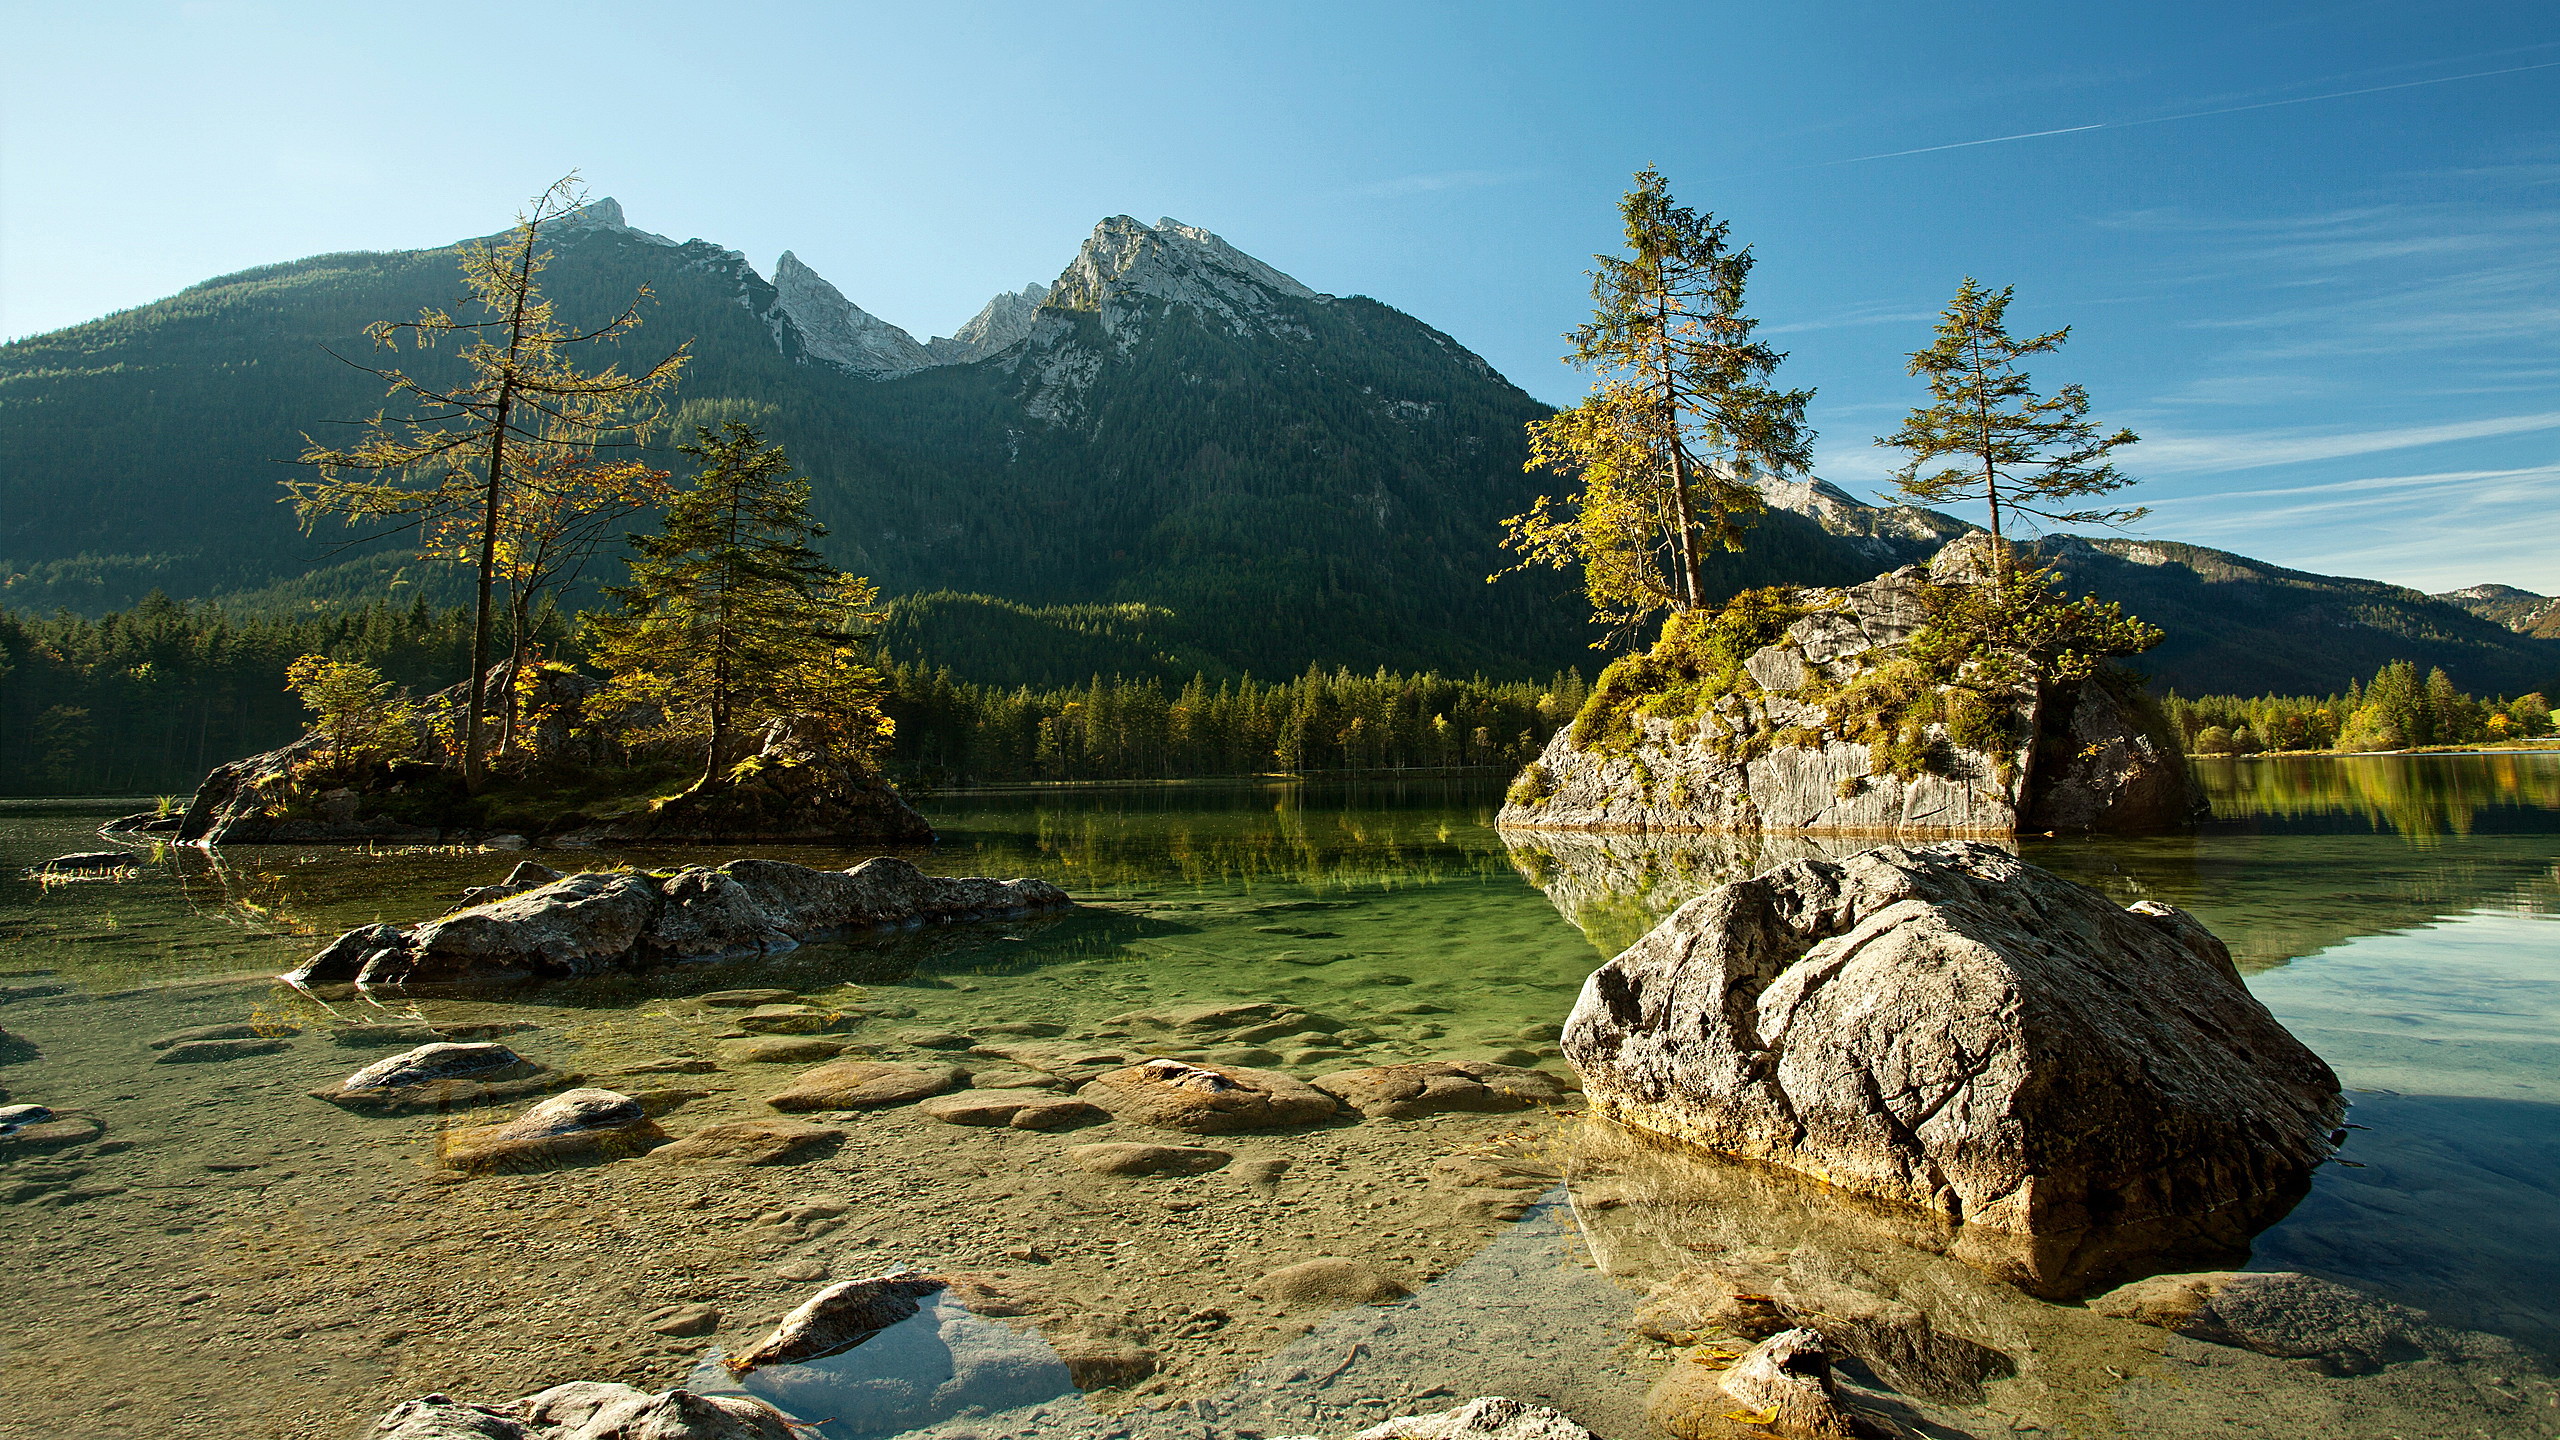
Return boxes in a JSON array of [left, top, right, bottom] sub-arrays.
[[2, 199, 2553, 698], [2433, 583, 2560, 641]]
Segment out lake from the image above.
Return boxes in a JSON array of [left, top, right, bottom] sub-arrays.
[[2, 753, 2554, 1439]]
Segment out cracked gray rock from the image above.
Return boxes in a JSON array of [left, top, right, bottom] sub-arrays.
[[1562, 842, 2340, 1291]]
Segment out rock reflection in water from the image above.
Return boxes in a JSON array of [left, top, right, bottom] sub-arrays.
[[1497, 829, 1868, 957]]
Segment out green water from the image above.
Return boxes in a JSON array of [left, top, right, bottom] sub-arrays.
[[1, 757, 2555, 1438]]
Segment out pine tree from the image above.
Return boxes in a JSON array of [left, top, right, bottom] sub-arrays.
[[290, 175, 688, 790], [585, 424, 892, 790], [1879, 278, 2141, 584], [1499, 168, 1815, 639]]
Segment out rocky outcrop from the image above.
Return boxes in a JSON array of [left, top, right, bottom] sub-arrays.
[[148, 665, 931, 847], [1499, 545, 2197, 836], [288, 857, 1071, 988], [1562, 843, 2341, 1283]]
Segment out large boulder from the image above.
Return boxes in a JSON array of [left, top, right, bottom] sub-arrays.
[[1498, 547, 2195, 836], [1562, 843, 2340, 1283], [288, 858, 1072, 987]]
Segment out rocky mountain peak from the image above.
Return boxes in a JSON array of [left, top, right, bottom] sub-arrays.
[[770, 250, 936, 378], [2437, 583, 2543, 602], [1046, 215, 1322, 339], [926, 281, 1050, 364]]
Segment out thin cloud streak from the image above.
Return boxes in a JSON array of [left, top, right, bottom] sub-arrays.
[[2134, 411, 2560, 473]]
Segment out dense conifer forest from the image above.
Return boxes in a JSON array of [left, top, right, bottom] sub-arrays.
[[0, 595, 1583, 795]]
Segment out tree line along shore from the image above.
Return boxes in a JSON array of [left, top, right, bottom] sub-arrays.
[[2164, 661, 2551, 757], [0, 593, 1586, 795]]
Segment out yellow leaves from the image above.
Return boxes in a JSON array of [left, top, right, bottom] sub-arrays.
[[1721, 1405, 1780, 1426]]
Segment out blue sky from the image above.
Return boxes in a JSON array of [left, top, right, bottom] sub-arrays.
[[4, 1, 2554, 590]]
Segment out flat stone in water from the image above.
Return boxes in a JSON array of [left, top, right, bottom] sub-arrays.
[[719, 1037, 849, 1065], [916, 1090, 1108, 1130], [736, 1004, 856, 1035], [1257, 1256, 1411, 1308], [648, 1119, 845, 1166], [765, 1061, 964, 1111], [152, 1037, 291, 1064], [697, 989, 804, 1009], [148, 1023, 296, 1049], [897, 1030, 977, 1050], [1069, 1142, 1232, 1176]]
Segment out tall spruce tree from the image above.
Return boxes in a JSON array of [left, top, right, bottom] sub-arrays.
[[291, 175, 688, 790], [585, 423, 892, 790], [1498, 168, 1815, 640], [1879, 278, 2142, 583]]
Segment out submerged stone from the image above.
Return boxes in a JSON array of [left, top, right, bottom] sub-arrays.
[[1312, 1060, 1574, 1120], [1078, 1058, 1338, 1133], [440, 1089, 666, 1174], [1351, 1396, 1601, 1440], [764, 1060, 963, 1111], [1067, 1142, 1232, 1176], [647, 1119, 845, 1166], [727, 1271, 948, 1373]]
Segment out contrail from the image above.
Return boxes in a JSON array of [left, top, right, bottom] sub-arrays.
[[1807, 59, 2560, 173]]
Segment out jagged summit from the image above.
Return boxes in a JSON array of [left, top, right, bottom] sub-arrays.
[[926, 281, 1049, 364], [1045, 215, 1323, 339], [551, 196, 677, 247], [770, 250, 937, 377]]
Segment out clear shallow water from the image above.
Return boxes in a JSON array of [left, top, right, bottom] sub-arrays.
[[0, 759, 2554, 1439]]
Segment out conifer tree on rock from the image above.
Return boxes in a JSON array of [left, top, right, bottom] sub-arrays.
[[586, 422, 894, 793], [1499, 168, 1816, 641], [1879, 278, 2142, 586]]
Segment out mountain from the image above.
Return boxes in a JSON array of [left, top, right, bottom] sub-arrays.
[[0, 203, 1597, 677], [2028, 538, 2559, 696], [2433, 584, 2560, 641], [4, 200, 2554, 698]]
